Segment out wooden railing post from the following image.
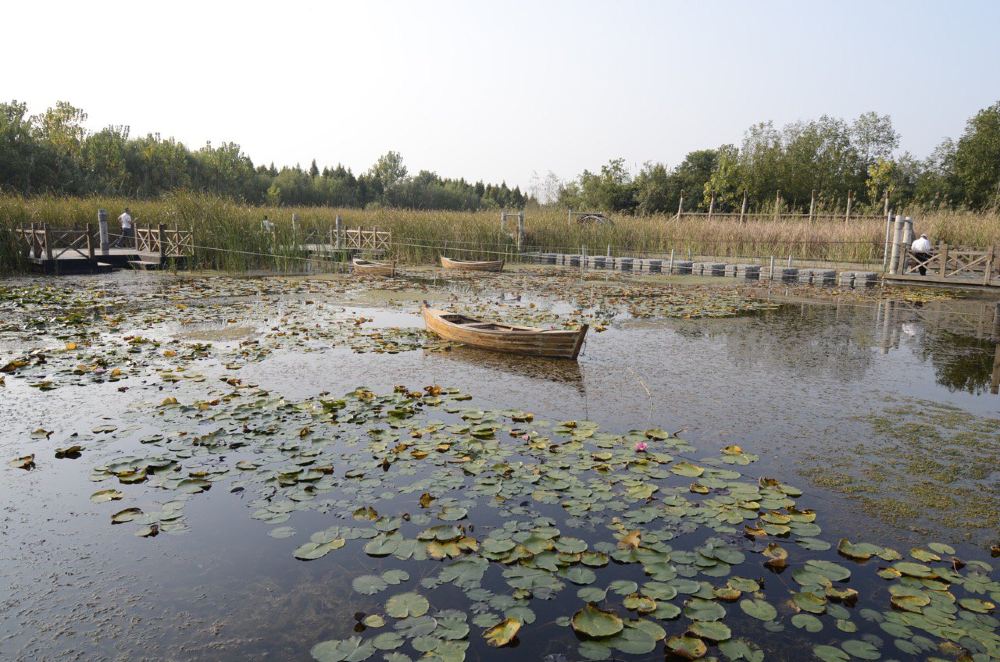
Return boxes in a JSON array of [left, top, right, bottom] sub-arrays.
[[86, 223, 94, 259], [985, 245, 995, 285], [938, 243, 948, 277], [43, 224, 53, 261], [158, 224, 166, 262], [29, 222, 38, 258]]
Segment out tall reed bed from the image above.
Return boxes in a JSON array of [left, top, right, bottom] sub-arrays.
[[1, 192, 998, 274]]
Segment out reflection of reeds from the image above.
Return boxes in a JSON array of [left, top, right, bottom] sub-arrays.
[[2, 192, 999, 273]]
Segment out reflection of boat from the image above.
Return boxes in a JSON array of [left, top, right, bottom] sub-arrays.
[[427, 343, 585, 387], [353, 258, 395, 277], [422, 306, 588, 359], [440, 256, 504, 272]]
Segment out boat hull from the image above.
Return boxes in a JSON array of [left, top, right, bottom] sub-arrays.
[[422, 307, 587, 359], [353, 259, 395, 277], [439, 256, 504, 272]]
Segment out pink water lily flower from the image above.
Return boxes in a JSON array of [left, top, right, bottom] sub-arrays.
[[634, 441, 648, 452]]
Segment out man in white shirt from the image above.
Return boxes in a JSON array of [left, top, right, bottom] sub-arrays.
[[114, 208, 134, 248], [911, 234, 933, 275]]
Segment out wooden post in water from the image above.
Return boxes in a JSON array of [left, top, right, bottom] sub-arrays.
[[808, 190, 816, 223], [668, 249, 674, 275], [889, 214, 903, 274], [739, 191, 748, 224], [991, 342, 1000, 395], [881, 208, 893, 272], [43, 224, 53, 261], [769, 256, 775, 281], [98, 209, 109, 255], [157, 224, 166, 262]]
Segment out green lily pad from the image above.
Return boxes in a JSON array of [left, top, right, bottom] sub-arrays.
[[571, 604, 623, 637], [310, 636, 376, 662], [385, 592, 429, 619], [739, 598, 777, 621]]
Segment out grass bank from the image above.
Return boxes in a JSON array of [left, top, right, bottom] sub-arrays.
[[1, 193, 998, 274]]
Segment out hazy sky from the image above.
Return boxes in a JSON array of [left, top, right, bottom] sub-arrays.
[[6, 0, 1000, 191]]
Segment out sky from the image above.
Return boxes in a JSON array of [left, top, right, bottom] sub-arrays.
[[4, 0, 1000, 193]]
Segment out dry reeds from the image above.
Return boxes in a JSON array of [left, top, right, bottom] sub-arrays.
[[1, 193, 997, 274]]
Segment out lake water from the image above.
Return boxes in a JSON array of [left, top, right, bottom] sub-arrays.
[[1, 270, 997, 661]]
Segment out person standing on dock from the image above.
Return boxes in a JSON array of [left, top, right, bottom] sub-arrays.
[[113, 208, 134, 248], [911, 234, 933, 276]]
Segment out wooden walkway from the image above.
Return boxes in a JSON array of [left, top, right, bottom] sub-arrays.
[[15, 225, 193, 273], [884, 245, 1000, 289]]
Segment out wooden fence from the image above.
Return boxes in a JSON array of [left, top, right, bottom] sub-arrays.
[[892, 243, 1000, 287], [135, 225, 194, 258], [343, 228, 391, 252], [17, 225, 95, 261], [674, 211, 886, 224]]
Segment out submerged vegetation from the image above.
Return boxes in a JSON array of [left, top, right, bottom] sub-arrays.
[[803, 401, 1000, 543]]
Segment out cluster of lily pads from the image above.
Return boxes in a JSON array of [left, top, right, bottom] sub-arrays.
[[74, 381, 998, 661]]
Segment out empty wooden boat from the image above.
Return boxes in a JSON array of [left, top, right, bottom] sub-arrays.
[[352, 258, 395, 277], [422, 306, 588, 359], [440, 256, 504, 272]]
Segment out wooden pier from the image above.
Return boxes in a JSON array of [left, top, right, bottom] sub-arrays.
[[15, 224, 194, 274], [884, 244, 1000, 289]]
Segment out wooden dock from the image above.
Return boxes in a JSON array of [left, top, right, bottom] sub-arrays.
[[883, 245, 999, 289], [15, 224, 194, 274]]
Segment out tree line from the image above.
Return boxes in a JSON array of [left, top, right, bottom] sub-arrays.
[[2, 99, 999, 214], [0, 101, 526, 210], [541, 103, 1000, 214]]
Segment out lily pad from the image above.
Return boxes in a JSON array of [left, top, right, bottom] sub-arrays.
[[571, 604, 623, 637], [385, 592, 429, 619]]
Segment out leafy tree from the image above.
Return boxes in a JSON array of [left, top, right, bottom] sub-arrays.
[[952, 101, 1000, 209], [368, 151, 407, 190]]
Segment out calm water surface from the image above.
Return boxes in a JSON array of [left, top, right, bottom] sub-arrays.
[[1, 273, 997, 661]]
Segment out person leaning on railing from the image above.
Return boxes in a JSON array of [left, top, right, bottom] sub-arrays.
[[911, 234, 933, 276]]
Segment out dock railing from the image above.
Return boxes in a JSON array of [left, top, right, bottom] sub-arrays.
[[897, 243, 999, 286], [17, 224, 95, 261]]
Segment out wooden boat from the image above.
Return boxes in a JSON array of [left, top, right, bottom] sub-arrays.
[[440, 256, 504, 272], [352, 258, 395, 277], [422, 306, 588, 359]]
